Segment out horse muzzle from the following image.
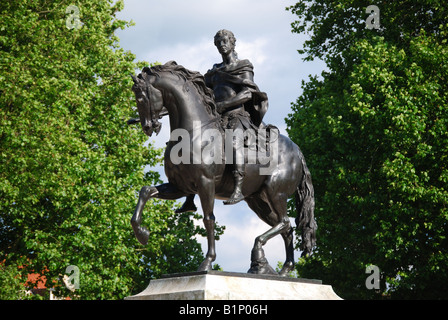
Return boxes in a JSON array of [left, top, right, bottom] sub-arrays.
[[142, 120, 162, 137]]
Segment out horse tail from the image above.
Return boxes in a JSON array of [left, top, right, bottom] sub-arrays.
[[295, 153, 317, 257]]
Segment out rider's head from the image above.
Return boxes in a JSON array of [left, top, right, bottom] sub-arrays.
[[214, 29, 237, 57]]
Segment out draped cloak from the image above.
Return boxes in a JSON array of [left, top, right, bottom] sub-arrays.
[[204, 59, 268, 128]]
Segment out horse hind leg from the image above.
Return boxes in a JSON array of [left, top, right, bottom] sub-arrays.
[[268, 192, 295, 277], [251, 217, 294, 276], [279, 224, 295, 276], [245, 194, 294, 276]]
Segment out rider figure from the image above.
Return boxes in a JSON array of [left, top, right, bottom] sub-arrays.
[[176, 29, 268, 213]]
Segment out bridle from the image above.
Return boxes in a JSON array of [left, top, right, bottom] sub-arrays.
[[129, 74, 167, 134]]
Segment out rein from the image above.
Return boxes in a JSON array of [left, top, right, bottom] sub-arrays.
[[185, 116, 223, 135]]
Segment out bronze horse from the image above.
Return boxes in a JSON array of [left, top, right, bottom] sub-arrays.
[[129, 61, 316, 276]]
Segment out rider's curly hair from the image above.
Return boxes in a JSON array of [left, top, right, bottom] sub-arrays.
[[214, 29, 238, 59], [214, 29, 236, 47]]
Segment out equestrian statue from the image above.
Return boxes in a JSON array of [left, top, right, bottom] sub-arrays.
[[128, 30, 316, 276]]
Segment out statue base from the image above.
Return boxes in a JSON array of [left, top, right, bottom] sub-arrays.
[[125, 271, 342, 300]]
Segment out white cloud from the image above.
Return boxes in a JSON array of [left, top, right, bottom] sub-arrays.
[[141, 35, 270, 78], [143, 38, 215, 74], [237, 37, 269, 66]]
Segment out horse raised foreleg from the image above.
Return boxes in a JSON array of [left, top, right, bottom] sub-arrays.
[[131, 183, 186, 245], [131, 186, 157, 245], [279, 227, 295, 276]]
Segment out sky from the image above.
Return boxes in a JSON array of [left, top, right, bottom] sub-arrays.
[[115, 0, 326, 273]]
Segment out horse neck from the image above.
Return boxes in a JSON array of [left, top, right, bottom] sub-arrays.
[[160, 77, 215, 133]]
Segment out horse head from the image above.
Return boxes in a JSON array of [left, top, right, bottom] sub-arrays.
[[131, 61, 220, 136], [131, 73, 164, 137]]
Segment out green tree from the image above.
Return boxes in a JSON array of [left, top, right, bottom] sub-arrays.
[[0, 262, 28, 299], [0, 0, 205, 299], [287, 0, 448, 299]]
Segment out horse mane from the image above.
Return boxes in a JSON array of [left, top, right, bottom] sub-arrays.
[[144, 61, 218, 117]]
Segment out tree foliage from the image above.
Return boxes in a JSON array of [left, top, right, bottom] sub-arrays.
[[287, 0, 448, 299], [0, 0, 204, 299]]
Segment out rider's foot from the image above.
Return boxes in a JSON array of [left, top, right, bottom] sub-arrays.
[[175, 200, 197, 213]]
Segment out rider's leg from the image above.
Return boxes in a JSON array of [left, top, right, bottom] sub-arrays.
[[223, 164, 245, 205], [224, 124, 245, 205]]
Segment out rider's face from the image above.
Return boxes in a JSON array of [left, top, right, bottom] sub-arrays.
[[215, 36, 233, 56]]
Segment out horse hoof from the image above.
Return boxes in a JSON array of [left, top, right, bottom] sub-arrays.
[[198, 258, 213, 272], [247, 263, 277, 275], [278, 261, 294, 277], [248, 248, 278, 275], [135, 226, 150, 246]]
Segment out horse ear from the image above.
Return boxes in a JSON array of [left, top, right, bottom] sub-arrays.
[[165, 60, 178, 67]]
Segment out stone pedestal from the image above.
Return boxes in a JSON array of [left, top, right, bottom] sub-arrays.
[[125, 271, 342, 300]]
